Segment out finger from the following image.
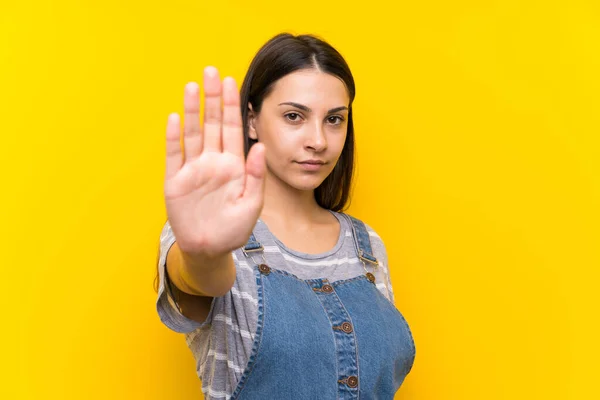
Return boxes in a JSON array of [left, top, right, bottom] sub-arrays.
[[222, 77, 244, 157], [165, 113, 182, 181], [242, 143, 266, 204], [202, 66, 222, 152], [183, 81, 203, 160]]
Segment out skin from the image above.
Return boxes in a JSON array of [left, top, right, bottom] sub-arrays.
[[164, 66, 351, 322], [249, 68, 350, 252]]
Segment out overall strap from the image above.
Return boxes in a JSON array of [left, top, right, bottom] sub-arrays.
[[242, 231, 264, 257], [342, 213, 379, 265]]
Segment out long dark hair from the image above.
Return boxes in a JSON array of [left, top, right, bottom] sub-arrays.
[[241, 32, 356, 212], [154, 33, 357, 293]]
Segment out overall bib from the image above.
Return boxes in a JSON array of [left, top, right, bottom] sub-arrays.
[[230, 214, 416, 399]]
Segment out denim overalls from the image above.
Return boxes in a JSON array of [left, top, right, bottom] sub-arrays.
[[230, 214, 416, 399]]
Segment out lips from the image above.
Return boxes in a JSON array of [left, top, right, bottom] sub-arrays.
[[296, 160, 326, 171], [297, 160, 325, 165]]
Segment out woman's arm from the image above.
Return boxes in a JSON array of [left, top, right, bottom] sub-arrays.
[[166, 241, 236, 298]]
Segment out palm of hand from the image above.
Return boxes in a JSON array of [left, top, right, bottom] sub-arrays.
[[163, 67, 266, 258]]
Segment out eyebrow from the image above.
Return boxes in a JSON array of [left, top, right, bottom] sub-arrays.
[[278, 102, 348, 114]]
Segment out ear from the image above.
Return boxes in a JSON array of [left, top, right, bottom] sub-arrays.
[[247, 102, 258, 140]]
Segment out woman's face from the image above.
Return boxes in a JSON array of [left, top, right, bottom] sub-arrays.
[[249, 69, 350, 192]]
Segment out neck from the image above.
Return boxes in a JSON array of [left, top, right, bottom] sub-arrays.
[[260, 169, 325, 226]]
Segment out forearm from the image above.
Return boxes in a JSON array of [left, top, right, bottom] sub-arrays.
[[166, 241, 236, 297]]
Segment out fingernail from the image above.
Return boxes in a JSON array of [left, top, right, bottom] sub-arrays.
[[204, 66, 218, 77], [186, 82, 199, 93]]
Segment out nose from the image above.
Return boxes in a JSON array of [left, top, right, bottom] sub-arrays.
[[305, 123, 327, 152]]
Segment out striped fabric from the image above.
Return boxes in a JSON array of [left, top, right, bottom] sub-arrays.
[[156, 211, 397, 399]]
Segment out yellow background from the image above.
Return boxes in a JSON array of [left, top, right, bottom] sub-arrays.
[[2, 0, 598, 399]]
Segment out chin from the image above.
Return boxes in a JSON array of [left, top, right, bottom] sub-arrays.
[[288, 174, 327, 192], [269, 166, 330, 192]]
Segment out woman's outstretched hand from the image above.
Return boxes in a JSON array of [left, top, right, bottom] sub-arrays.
[[164, 67, 266, 259]]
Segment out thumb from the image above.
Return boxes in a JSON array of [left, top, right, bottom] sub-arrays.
[[242, 143, 266, 204]]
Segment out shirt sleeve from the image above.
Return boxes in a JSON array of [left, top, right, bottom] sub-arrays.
[[377, 241, 396, 304], [155, 220, 213, 334], [364, 223, 396, 304]]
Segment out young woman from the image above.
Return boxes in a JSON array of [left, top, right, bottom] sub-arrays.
[[155, 32, 416, 399]]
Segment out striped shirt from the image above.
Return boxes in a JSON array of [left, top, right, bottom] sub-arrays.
[[156, 210, 396, 399]]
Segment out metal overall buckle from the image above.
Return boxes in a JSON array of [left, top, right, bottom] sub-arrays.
[[359, 250, 379, 284]]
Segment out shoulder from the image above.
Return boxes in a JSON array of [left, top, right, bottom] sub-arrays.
[[338, 212, 395, 302], [356, 217, 388, 268], [336, 212, 387, 252]]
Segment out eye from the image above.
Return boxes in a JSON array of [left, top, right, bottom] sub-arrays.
[[327, 115, 345, 125], [285, 112, 302, 122]]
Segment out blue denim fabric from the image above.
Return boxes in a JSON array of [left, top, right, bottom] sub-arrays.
[[232, 215, 416, 399]]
